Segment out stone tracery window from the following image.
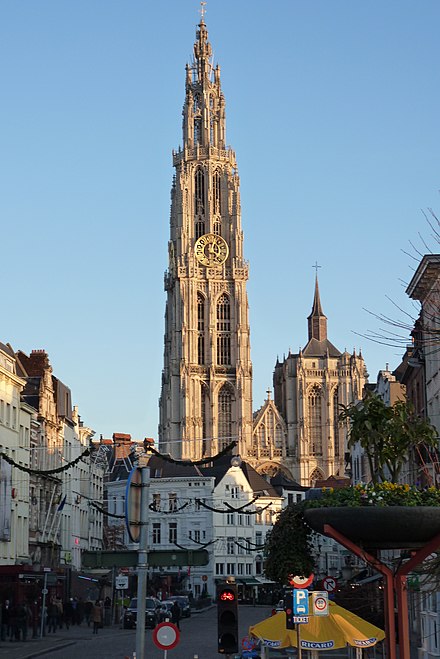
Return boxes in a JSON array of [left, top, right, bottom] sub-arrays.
[[197, 293, 205, 365], [195, 168, 205, 239], [309, 468, 323, 486], [308, 384, 322, 455], [194, 117, 202, 144], [218, 385, 233, 449], [201, 382, 208, 456], [333, 387, 340, 458], [216, 294, 231, 365], [213, 170, 221, 215]]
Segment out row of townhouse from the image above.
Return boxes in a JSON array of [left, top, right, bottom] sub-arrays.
[[0, 342, 104, 603], [102, 433, 358, 603], [103, 438, 302, 603]]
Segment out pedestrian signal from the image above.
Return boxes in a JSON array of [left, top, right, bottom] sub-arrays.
[[217, 582, 239, 654], [284, 592, 295, 630]]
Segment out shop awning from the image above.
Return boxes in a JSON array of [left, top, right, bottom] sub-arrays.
[[238, 578, 260, 585], [255, 577, 276, 585]]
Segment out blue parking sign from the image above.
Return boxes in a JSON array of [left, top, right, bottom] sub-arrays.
[[293, 589, 309, 615]]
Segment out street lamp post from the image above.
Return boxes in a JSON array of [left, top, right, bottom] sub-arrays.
[[135, 465, 150, 659]]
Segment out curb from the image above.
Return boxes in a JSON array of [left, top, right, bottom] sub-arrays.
[[6, 641, 76, 659]]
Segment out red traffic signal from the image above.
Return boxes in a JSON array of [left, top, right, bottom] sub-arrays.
[[219, 589, 236, 602], [217, 582, 239, 655]]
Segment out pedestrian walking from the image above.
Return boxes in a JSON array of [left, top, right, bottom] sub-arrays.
[[47, 599, 59, 634], [64, 598, 73, 629], [84, 599, 93, 627], [91, 600, 102, 634], [1, 599, 10, 641], [55, 597, 63, 628], [17, 603, 29, 641], [171, 601, 181, 630], [9, 603, 19, 642]]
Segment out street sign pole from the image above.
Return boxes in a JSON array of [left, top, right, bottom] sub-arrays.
[[135, 466, 150, 659], [40, 571, 48, 638], [297, 618, 302, 659]]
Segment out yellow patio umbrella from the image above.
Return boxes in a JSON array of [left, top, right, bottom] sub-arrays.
[[249, 600, 385, 651]]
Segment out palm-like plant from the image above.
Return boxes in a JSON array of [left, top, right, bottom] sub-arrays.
[[339, 391, 438, 484]]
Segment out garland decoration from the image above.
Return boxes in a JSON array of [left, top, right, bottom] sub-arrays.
[[234, 539, 265, 551], [195, 499, 237, 514], [143, 440, 237, 466], [148, 502, 189, 514], [224, 501, 272, 515], [223, 495, 261, 511], [186, 537, 217, 548], [194, 498, 272, 514], [241, 537, 266, 548], [0, 448, 90, 476], [90, 502, 125, 519]]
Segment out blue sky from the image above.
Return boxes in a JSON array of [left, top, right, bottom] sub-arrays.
[[1, 0, 439, 441]]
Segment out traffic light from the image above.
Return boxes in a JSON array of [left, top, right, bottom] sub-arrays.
[[284, 592, 294, 630], [217, 581, 239, 654]]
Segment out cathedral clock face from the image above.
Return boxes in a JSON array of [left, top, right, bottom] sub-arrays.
[[194, 233, 229, 267]]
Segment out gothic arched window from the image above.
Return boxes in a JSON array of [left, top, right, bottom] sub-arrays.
[[193, 94, 201, 114], [216, 294, 231, 365], [201, 382, 208, 456], [309, 468, 323, 486], [194, 117, 202, 144], [308, 384, 322, 456], [213, 170, 221, 215], [197, 293, 205, 365], [195, 168, 205, 239], [218, 385, 233, 449], [195, 168, 205, 215], [333, 387, 340, 458]]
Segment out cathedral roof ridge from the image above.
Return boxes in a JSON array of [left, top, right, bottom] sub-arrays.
[[302, 337, 341, 358]]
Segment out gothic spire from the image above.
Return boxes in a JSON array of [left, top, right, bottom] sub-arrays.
[[307, 274, 328, 342], [181, 17, 225, 150]]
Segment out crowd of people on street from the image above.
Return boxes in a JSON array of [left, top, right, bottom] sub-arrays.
[[0, 595, 112, 642], [1, 599, 33, 642]]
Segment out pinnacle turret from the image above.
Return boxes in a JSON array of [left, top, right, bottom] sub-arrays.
[[181, 20, 226, 150]]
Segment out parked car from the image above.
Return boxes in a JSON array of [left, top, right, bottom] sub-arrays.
[[158, 601, 174, 622], [169, 595, 191, 618], [123, 597, 161, 629]]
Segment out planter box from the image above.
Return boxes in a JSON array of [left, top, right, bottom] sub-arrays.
[[304, 506, 440, 549]]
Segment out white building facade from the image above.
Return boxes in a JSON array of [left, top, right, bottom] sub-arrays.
[[0, 342, 32, 565]]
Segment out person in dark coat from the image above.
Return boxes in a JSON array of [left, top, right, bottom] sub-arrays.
[[47, 599, 59, 634], [17, 603, 29, 641], [1, 600, 10, 641], [171, 601, 181, 630], [9, 604, 19, 641], [84, 599, 93, 627], [64, 599, 73, 629]]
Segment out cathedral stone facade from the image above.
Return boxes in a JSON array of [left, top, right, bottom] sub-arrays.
[[273, 277, 367, 485], [159, 19, 253, 460], [159, 18, 367, 483]]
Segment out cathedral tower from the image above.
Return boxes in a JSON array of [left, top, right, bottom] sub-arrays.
[[159, 19, 253, 460]]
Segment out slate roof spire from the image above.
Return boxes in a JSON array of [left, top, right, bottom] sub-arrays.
[[307, 274, 327, 342]]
